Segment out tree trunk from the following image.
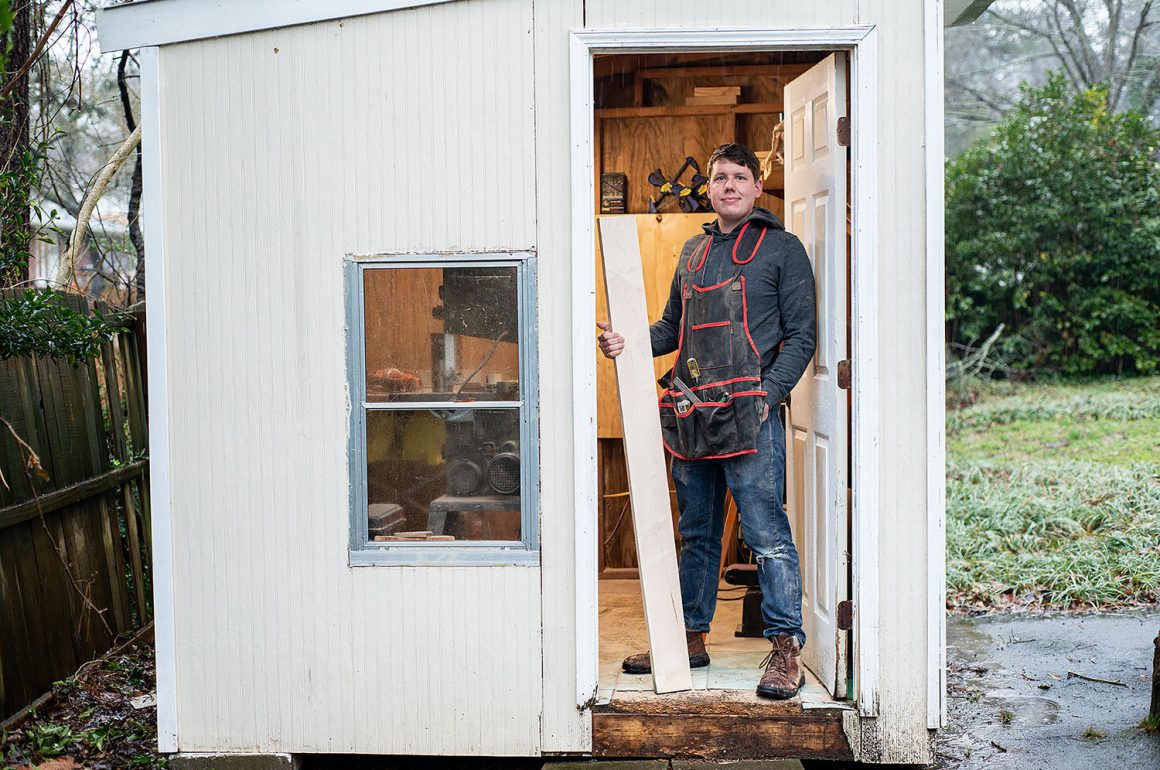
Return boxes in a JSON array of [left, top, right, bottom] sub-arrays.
[[118, 50, 146, 303], [1150, 630, 1160, 724], [0, 0, 33, 288]]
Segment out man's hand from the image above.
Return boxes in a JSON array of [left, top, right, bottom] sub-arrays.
[[596, 321, 625, 359]]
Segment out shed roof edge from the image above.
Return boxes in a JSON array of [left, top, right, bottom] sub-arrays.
[[95, 0, 460, 52]]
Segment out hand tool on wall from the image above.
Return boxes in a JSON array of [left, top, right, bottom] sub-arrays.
[[648, 155, 710, 213]]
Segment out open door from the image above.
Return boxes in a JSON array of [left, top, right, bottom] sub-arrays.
[[783, 53, 850, 698]]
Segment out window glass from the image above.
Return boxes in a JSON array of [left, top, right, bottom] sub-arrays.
[[365, 408, 522, 542], [362, 267, 520, 403]]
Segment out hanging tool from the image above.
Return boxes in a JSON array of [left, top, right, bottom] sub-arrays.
[[648, 155, 710, 213]]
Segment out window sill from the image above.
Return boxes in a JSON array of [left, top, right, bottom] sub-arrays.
[[349, 546, 540, 567]]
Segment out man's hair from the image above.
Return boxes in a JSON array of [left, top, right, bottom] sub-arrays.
[[707, 143, 761, 181]]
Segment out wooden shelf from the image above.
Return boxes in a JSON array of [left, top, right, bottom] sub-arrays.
[[596, 102, 783, 119]]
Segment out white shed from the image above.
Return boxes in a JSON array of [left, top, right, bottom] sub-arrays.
[[97, 0, 989, 765]]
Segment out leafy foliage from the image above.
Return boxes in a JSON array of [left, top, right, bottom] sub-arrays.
[[0, 139, 59, 285], [0, 288, 126, 365], [946, 75, 1160, 375]]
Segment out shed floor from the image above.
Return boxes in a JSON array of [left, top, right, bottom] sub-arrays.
[[597, 578, 836, 705], [594, 578, 852, 761]]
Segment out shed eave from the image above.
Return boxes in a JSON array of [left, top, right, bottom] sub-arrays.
[[945, 0, 996, 27], [100, 0, 996, 52], [95, 0, 461, 52]]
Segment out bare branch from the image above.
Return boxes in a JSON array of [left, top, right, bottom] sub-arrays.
[[0, 0, 75, 101], [1116, 0, 1156, 111], [1058, 0, 1104, 81], [56, 125, 141, 286]]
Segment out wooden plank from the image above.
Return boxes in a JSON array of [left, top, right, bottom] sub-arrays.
[[98, 491, 132, 633], [57, 499, 116, 660], [0, 460, 148, 530], [101, 339, 129, 461], [597, 215, 691, 695], [592, 712, 852, 760], [603, 687, 847, 717], [0, 523, 43, 718], [122, 482, 148, 626], [595, 103, 783, 119], [635, 64, 813, 81], [118, 330, 148, 453], [595, 214, 710, 436]]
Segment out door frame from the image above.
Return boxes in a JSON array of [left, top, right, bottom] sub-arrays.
[[568, 25, 883, 717]]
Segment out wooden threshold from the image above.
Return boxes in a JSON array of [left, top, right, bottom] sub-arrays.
[[592, 690, 853, 761]]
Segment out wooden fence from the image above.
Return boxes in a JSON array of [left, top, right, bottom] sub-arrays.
[[0, 295, 150, 720]]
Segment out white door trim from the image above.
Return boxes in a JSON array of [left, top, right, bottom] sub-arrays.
[[924, 0, 948, 730], [568, 25, 882, 716], [139, 46, 179, 751]]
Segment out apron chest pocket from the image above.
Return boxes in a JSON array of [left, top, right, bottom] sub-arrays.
[[688, 321, 734, 372]]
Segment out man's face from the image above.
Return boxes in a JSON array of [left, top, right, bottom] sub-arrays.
[[707, 159, 762, 228]]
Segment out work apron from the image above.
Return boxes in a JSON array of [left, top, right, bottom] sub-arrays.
[[658, 221, 768, 460]]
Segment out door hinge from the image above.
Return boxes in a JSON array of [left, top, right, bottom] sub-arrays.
[[837, 359, 852, 390], [837, 600, 854, 631], [836, 116, 850, 147]]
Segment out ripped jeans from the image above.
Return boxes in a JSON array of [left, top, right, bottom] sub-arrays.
[[671, 413, 805, 647]]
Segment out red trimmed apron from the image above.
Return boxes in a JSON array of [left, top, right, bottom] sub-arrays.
[[659, 221, 768, 460]]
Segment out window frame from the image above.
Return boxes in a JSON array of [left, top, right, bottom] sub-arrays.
[[344, 252, 539, 567]]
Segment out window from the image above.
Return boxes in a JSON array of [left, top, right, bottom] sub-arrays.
[[346, 254, 538, 565]]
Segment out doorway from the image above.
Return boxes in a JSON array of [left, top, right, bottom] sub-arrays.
[[585, 47, 853, 754], [569, 27, 885, 758]]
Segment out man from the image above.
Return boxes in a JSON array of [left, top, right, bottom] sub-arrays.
[[597, 143, 816, 700]]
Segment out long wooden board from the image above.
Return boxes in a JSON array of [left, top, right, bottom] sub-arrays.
[[597, 216, 691, 694]]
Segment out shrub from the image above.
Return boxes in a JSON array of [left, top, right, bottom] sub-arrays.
[[946, 75, 1160, 376]]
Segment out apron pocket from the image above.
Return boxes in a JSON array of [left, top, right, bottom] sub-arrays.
[[688, 321, 734, 372]]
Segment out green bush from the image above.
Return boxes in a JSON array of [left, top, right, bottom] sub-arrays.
[[946, 75, 1160, 376]]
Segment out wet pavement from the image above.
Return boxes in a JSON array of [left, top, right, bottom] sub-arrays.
[[939, 611, 1160, 769]]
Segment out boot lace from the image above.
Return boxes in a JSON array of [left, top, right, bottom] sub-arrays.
[[759, 639, 790, 676]]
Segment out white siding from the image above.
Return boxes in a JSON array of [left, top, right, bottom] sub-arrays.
[[159, 0, 541, 754], [583, 0, 858, 28], [534, 0, 591, 753]]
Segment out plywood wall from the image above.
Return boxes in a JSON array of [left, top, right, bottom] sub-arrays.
[[594, 213, 713, 438]]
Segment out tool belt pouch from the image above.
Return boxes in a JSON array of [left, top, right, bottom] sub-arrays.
[[658, 370, 763, 459]]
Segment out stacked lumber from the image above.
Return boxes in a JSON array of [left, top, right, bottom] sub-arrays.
[[686, 86, 740, 106]]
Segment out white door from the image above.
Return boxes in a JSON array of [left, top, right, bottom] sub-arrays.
[[782, 53, 850, 698]]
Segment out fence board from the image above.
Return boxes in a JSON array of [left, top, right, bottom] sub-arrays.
[[0, 291, 151, 719]]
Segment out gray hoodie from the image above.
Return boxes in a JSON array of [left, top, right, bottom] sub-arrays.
[[649, 206, 818, 408]]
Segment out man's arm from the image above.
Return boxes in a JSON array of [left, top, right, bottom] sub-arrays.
[[763, 241, 817, 406], [649, 269, 682, 356]]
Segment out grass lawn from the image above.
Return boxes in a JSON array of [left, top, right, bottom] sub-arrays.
[[946, 376, 1160, 611]]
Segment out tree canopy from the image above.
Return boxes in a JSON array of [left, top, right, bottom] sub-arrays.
[[946, 75, 1160, 376]]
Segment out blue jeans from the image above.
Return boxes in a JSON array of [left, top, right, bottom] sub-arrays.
[[671, 413, 805, 647]]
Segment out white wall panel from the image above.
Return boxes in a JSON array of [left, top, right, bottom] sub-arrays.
[[534, 0, 591, 752], [584, 0, 858, 28], [158, 0, 541, 755]]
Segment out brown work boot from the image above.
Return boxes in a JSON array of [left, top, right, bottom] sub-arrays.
[[622, 630, 710, 674], [756, 633, 805, 699]]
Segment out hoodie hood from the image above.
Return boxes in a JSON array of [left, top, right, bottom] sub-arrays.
[[703, 206, 785, 238]]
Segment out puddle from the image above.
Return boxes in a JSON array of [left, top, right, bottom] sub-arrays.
[[978, 695, 1060, 725]]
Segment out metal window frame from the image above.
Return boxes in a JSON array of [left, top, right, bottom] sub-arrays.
[[344, 251, 539, 566]]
